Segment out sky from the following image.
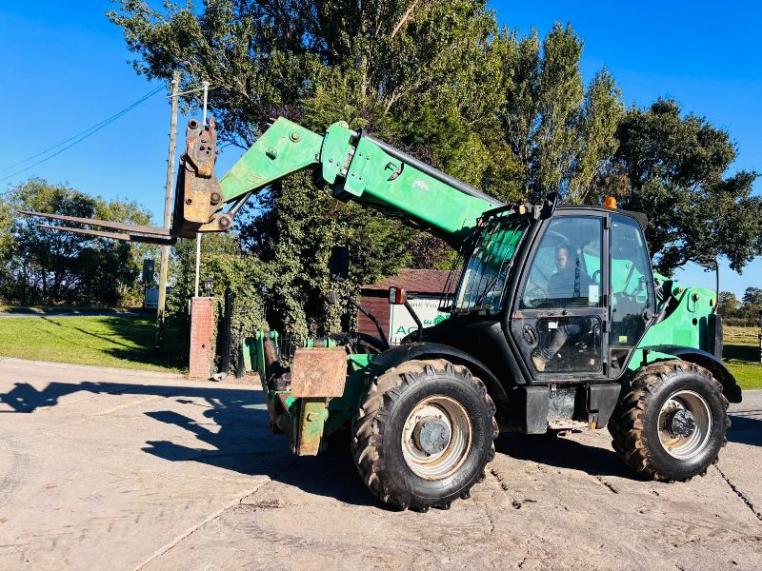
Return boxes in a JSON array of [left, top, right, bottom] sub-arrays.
[[1, 1, 760, 297]]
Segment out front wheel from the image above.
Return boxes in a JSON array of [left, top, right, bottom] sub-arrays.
[[609, 360, 729, 481], [351, 359, 498, 511]]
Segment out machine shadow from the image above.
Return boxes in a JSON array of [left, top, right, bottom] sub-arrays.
[[0, 379, 378, 506], [142, 399, 378, 507], [727, 411, 762, 446], [496, 431, 638, 479]]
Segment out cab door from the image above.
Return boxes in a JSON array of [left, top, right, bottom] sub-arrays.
[[510, 214, 608, 378], [607, 213, 656, 375]]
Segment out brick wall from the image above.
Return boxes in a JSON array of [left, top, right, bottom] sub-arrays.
[[189, 297, 214, 379]]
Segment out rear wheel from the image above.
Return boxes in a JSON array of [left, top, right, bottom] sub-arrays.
[[609, 360, 729, 481], [351, 359, 498, 511]]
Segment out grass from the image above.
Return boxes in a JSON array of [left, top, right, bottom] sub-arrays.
[[0, 304, 137, 314], [0, 315, 185, 373], [0, 310, 758, 387], [722, 326, 762, 390]]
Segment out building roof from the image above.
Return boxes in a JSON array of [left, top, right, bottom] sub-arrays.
[[363, 268, 451, 294]]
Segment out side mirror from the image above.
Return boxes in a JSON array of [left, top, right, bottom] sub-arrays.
[[328, 246, 349, 279], [388, 287, 408, 305]]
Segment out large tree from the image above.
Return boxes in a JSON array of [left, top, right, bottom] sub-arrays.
[[110, 1, 627, 340], [2, 178, 152, 306], [110, 0, 511, 339], [608, 99, 762, 275], [717, 291, 739, 317], [498, 24, 623, 203]]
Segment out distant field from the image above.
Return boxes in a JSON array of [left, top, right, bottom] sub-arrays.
[[722, 326, 761, 390], [0, 315, 184, 373]]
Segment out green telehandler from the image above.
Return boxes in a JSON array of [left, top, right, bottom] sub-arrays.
[[25, 115, 742, 511]]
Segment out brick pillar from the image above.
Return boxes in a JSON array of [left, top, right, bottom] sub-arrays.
[[189, 297, 214, 379]]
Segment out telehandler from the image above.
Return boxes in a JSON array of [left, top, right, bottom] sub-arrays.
[[25, 115, 742, 511]]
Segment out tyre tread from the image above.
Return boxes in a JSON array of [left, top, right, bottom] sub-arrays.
[[609, 360, 729, 481], [351, 359, 497, 510]]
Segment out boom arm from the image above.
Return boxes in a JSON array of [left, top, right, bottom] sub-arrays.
[[24, 117, 502, 246], [184, 117, 501, 244]]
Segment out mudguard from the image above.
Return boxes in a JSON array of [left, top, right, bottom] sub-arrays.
[[369, 341, 509, 405], [644, 345, 742, 403]]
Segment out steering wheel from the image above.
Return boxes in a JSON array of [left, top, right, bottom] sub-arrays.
[[522, 282, 548, 308]]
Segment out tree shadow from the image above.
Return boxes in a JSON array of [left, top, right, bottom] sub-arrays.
[[34, 314, 185, 370], [0, 378, 377, 506], [97, 316, 186, 369], [496, 431, 639, 479]]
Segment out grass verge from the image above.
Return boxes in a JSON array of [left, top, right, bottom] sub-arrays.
[[0, 315, 185, 373], [722, 326, 761, 390]]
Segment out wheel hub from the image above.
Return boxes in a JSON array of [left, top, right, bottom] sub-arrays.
[[401, 396, 472, 480], [656, 390, 712, 460], [667, 408, 696, 437], [413, 417, 452, 455]]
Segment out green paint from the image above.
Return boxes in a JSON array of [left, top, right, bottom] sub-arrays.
[[320, 121, 356, 185], [295, 397, 330, 455], [341, 136, 496, 240], [219, 118, 323, 201], [631, 285, 717, 370], [218, 118, 498, 245]]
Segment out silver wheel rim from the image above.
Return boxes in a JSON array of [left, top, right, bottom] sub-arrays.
[[657, 390, 712, 460], [401, 395, 472, 480]]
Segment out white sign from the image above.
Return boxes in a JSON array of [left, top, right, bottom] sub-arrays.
[[389, 297, 450, 344]]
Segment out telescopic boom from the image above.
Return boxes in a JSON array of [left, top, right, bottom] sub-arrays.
[[24, 117, 502, 246]]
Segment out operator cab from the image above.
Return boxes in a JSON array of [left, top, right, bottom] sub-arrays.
[[436, 200, 655, 384]]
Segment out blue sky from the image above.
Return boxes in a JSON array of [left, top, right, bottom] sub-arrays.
[[1, 1, 760, 296]]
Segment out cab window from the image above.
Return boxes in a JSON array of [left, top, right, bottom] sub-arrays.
[[609, 215, 653, 349], [521, 217, 603, 309]]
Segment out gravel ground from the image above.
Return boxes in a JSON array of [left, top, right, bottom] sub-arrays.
[[0, 357, 760, 570]]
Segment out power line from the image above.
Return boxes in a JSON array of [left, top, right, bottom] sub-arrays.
[[0, 85, 164, 183]]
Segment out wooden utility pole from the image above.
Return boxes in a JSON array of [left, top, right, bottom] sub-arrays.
[[156, 70, 181, 347]]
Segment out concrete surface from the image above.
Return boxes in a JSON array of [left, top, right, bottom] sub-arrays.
[[0, 357, 760, 570]]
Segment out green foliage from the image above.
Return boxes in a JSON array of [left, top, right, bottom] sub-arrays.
[[111, 0, 516, 343], [1, 178, 153, 306], [497, 24, 623, 202], [715, 289, 762, 325], [737, 287, 762, 322], [718, 291, 739, 317], [110, 2, 759, 354], [609, 99, 762, 274], [742, 287, 762, 307], [168, 231, 271, 366]]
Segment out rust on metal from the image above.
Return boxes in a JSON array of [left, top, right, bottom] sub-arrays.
[[293, 397, 329, 456], [172, 117, 223, 237], [289, 347, 348, 398], [19, 211, 173, 237], [36, 224, 176, 245]]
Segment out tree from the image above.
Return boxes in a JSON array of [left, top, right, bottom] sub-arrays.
[[110, 2, 759, 345], [497, 24, 623, 203], [742, 287, 762, 307], [1, 178, 152, 306], [717, 291, 738, 317], [110, 0, 511, 339], [608, 99, 762, 275]]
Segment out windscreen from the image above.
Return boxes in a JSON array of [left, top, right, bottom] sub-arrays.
[[445, 213, 528, 314]]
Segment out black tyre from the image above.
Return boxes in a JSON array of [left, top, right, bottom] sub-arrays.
[[351, 359, 498, 511], [609, 360, 729, 481]]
